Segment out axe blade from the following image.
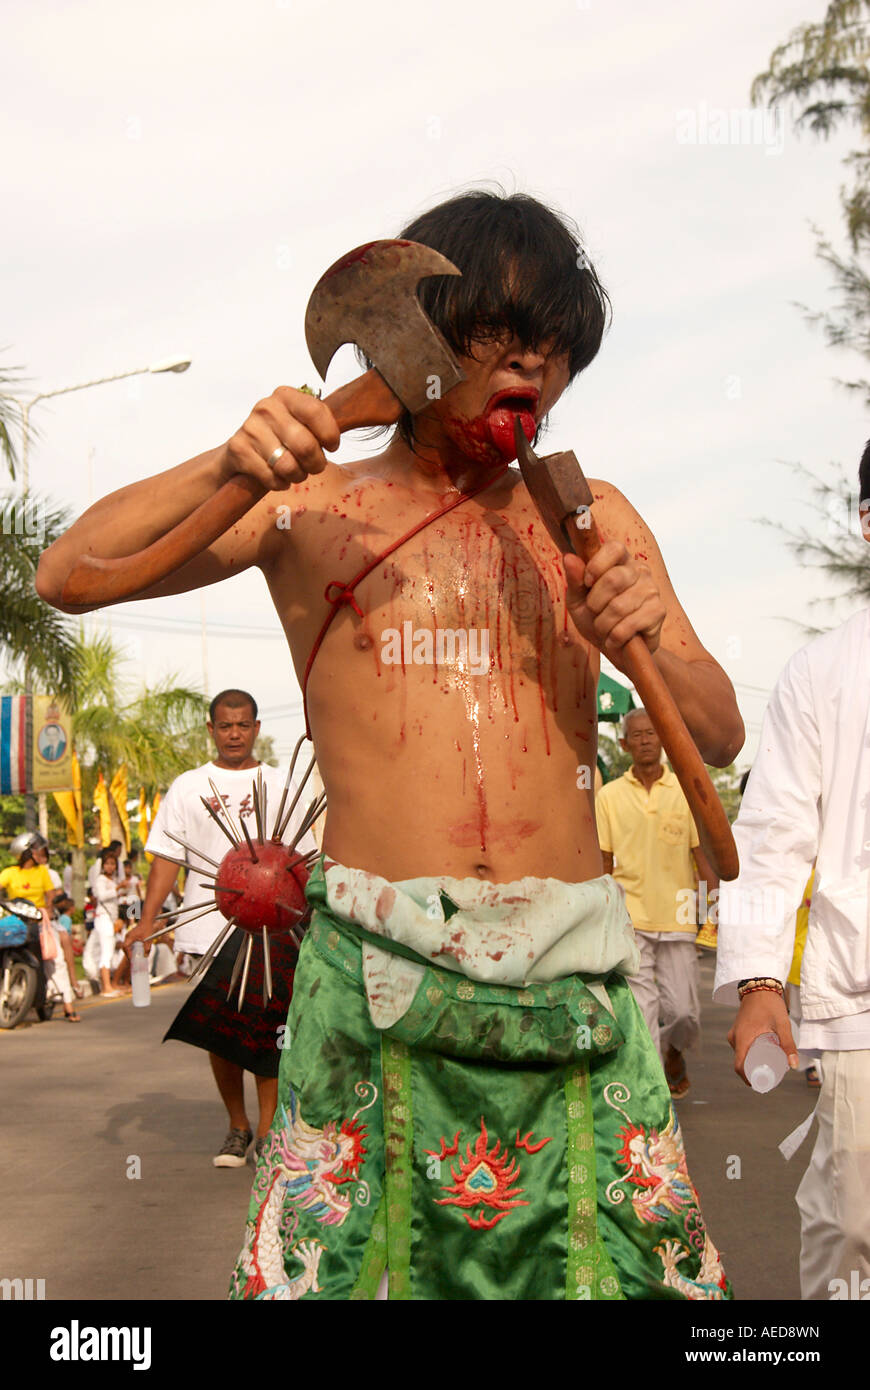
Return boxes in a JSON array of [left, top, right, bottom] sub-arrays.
[[304, 239, 465, 415], [513, 415, 594, 553]]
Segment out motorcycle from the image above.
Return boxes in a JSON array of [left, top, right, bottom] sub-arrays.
[[0, 897, 59, 1029]]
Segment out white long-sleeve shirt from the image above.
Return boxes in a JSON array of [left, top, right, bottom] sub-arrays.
[[714, 606, 870, 1050]]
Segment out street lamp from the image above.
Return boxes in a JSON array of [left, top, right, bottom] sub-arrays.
[[19, 353, 192, 490]]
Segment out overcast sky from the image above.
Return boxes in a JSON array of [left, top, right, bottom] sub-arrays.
[[4, 0, 867, 768]]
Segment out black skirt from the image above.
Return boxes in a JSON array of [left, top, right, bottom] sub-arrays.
[[162, 929, 297, 1078]]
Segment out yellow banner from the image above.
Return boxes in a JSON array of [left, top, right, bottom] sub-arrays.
[[32, 694, 73, 792], [93, 771, 111, 848], [54, 751, 85, 847], [109, 765, 130, 854], [144, 790, 160, 863]]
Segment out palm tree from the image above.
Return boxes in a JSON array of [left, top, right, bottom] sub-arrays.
[[0, 355, 25, 479], [1, 353, 80, 694], [752, 7, 870, 623], [71, 631, 209, 804], [0, 493, 81, 694], [753, 2, 870, 403]]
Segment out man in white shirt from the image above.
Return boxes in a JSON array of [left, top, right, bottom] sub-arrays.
[[128, 689, 316, 1168], [716, 444, 870, 1301]]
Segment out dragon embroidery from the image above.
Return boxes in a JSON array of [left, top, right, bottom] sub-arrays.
[[603, 1081, 727, 1299], [232, 1080, 377, 1299]]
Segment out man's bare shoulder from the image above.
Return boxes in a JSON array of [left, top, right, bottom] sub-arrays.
[[586, 478, 659, 560]]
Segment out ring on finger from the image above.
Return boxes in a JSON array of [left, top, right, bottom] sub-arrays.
[[268, 445, 287, 467]]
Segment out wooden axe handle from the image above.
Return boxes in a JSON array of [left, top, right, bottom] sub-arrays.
[[571, 518, 739, 882], [60, 369, 401, 610]]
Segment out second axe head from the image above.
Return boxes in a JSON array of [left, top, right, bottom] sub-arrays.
[[513, 415, 595, 553], [304, 239, 466, 414]]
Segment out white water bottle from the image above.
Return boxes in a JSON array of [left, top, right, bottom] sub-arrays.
[[745, 1031, 788, 1093], [131, 942, 151, 1008]]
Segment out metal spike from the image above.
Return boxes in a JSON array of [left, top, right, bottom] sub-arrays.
[[153, 902, 217, 928], [188, 919, 236, 986], [200, 794, 240, 849], [289, 791, 327, 851], [237, 934, 254, 1009], [262, 925, 273, 1004], [240, 814, 259, 863], [288, 925, 303, 950], [287, 733, 307, 784], [197, 880, 236, 892], [207, 778, 244, 845], [254, 769, 265, 843], [163, 830, 220, 869], [274, 752, 316, 842], [150, 851, 199, 875], [227, 936, 247, 999], [270, 737, 306, 839], [143, 921, 178, 943], [291, 789, 326, 842]]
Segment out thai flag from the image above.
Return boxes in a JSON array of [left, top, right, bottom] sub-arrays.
[[0, 696, 29, 794]]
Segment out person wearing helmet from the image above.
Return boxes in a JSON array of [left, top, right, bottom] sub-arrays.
[[0, 832, 56, 911], [0, 833, 80, 1021]]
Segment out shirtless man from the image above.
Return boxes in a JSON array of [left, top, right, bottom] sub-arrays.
[[38, 190, 743, 1301]]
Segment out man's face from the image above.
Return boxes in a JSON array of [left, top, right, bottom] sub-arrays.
[[621, 715, 662, 770], [421, 331, 571, 467], [208, 703, 260, 764]]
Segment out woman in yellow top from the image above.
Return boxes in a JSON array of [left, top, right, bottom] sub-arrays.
[[0, 832, 81, 1021], [0, 832, 56, 909]]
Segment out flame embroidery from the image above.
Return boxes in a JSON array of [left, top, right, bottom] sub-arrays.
[[427, 1118, 550, 1230]]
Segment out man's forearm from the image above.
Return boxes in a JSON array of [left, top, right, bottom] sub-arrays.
[[140, 858, 182, 931], [36, 447, 227, 610], [652, 650, 744, 766]]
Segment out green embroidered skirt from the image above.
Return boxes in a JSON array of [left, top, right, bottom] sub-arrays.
[[229, 862, 730, 1301]]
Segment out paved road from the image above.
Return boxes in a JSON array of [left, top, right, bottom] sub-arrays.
[[0, 957, 815, 1301]]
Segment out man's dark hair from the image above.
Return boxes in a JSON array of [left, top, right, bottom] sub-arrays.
[[209, 689, 258, 724], [369, 189, 610, 448], [859, 439, 870, 506]]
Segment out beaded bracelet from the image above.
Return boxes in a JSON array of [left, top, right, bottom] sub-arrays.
[[737, 977, 784, 1000]]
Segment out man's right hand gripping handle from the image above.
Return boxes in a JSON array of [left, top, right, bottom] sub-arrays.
[[36, 386, 345, 613]]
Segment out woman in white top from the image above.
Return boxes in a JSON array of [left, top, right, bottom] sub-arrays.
[[92, 849, 122, 998]]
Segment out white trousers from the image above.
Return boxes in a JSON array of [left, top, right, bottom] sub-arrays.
[[92, 911, 116, 970], [43, 927, 74, 1004], [795, 1049, 870, 1300], [627, 933, 700, 1059]]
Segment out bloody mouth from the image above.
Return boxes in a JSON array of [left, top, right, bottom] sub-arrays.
[[484, 391, 538, 460]]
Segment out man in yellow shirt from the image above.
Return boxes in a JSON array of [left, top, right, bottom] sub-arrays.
[[596, 709, 718, 1098], [0, 832, 56, 909]]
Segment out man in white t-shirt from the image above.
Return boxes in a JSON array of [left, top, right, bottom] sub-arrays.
[[128, 688, 316, 1169]]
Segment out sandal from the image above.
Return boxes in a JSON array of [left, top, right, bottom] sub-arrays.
[[64, 1011, 82, 1022], [665, 1052, 691, 1099]]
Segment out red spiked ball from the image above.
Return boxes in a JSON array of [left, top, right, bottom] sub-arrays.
[[213, 840, 310, 936]]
